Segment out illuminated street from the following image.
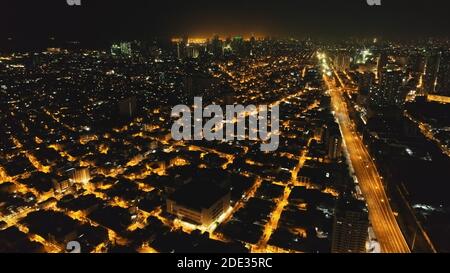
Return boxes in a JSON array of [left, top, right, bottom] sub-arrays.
[[323, 72, 410, 252]]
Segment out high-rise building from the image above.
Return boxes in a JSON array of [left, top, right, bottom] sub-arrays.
[[328, 134, 342, 160], [332, 198, 369, 253], [119, 96, 137, 118], [378, 65, 404, 106], [111, 42, 133, 57], [436, 51, 450, 96], [408, 53, 426, 75], [176, 36, 188, 60], [166, 182, 230, 226], [249, 36, 256, 56], [423, 52, 441, 95], [323, 122, 342, 160], [186, 44, 200, 59], [407, 52, 426, 87], [72, 167, 90, 184], [231, 36, 248, 57], [358, 72, 374, 95], [120, 42, 132, 56], [210, 35, 223, 58], [53, 179, 78, 194], [377, 53, 389, 79]]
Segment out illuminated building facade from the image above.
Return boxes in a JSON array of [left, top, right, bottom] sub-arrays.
[[72, 167, 90, 184], [166, 182, 230, 227]]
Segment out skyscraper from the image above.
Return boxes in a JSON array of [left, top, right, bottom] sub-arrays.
[[436, 51, 450, 97], [176, 36, 188, 60], [332, 198, 369, 253], [111, 42, 132, 57], [324, 122, 342, 160], [358, 72, 374, 95], [407, 52, 426, 87], [210, 35, 223, 58], [379, 65, 404, 106], [423, 52, 441, 95], [408, 52, 426, 75], [120, 42, 132, 56], [186, 44, 200, 59], [377, 53, 389, 80], [231, 36, 248, 57]]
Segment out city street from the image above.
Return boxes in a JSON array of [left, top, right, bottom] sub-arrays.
[[326, 79, 410, 253]]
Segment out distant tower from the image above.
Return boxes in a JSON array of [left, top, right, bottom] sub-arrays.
[[332, 198, 369, 253], [176, 35, 188, 60]]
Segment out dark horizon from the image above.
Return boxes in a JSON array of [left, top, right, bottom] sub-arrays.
[[2, 0, 450, 50]]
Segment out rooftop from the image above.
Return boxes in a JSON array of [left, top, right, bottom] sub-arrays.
[[169, 181, 229, 211]]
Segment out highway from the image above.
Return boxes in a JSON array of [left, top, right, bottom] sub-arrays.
[[327, 80, 410, 253]]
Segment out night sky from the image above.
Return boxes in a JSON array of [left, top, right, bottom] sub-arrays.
[[2, 0, 450, 48]]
